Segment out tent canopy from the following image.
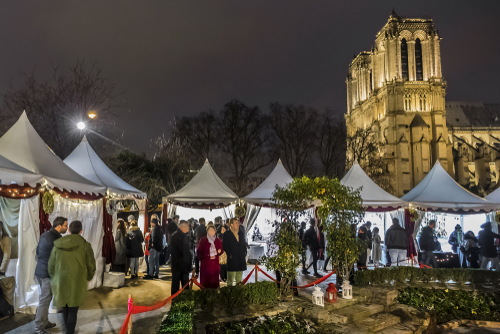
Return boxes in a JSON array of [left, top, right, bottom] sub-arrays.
[[242, 159, 293, 205], [0, 112, 105, 195], [0, 154, 42, 186], [401, 160, 497, 213], [341, 161, 407, 211], [64, 136, 146, 198], [485, 186, 500, 206], [164, 159, 238, 207]]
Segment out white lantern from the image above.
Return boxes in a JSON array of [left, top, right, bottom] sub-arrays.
[[342, 281, 353, 299], [312, 286, 324, 307]]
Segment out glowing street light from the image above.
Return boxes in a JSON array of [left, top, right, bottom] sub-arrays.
[[88, 111, 97, 119], [77, 122, 86, 130]]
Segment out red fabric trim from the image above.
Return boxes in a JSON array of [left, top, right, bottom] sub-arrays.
[[171, 202, 234, 209], [39, 192, 51, 236], [102, 198, 116, 265], [52, 187, 103, 200], [0, 184, 40, 199], [365, 206, 401, 213]]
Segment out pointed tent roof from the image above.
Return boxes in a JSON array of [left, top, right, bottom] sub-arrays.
[[0, 154, 42, 186], [484, 186, 500, 206], [402, 161, 497, 212], [243, 159, 293, 205], [64, 136, 146, 198], [341, 161, 407, 211], [0, 112, 106, 195], [164, 159, 238, 206]]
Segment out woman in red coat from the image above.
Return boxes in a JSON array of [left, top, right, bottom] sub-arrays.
[[197, 223, 224, 289]]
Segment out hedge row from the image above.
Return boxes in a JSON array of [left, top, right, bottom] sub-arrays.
[[157, 281, 279, 334], [353, 267, 500, 286]]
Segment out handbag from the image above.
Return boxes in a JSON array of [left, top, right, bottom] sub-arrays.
[[219, 251, 227, 265]]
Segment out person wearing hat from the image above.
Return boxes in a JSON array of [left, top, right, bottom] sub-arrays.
[[478, 222, 500, 270], [448, 224, 464, 267]]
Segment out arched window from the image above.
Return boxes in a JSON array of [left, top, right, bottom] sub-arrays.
[[415, 38, 423, 81], [401, 38, 409, 80]]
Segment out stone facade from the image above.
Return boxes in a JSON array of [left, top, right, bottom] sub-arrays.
[[345, 11, 500, 196]]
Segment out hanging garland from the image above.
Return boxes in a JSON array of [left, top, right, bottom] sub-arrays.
[[235, 205, 246, 218], [496, 211, 500, 224], [42, 191, 55, 214], [409, 208, 419, 222], [106, 199, 117, 215]]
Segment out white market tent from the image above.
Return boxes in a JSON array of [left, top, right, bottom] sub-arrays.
[[0, 112, 106, 196], [242, 160, 294, 238], [0, 112, 107, 312], [164, 159, 238, 207], [484, 186, 500, 207], [242, 159, 293, 205], [0, 154, 42, 186], [401, 160, 497, 213], [341, 161, 407, 211], [64, 136, 146, 199]]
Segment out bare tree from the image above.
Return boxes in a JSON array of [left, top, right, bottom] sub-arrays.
[[269, 102, 318, 177], [217, 100, 276, 195], [316, 110, 346, 178], [106, 136, 194, 210], [172, 110, 217, 163], [346, 124, 393, 193], [1, 60, 123, 158]]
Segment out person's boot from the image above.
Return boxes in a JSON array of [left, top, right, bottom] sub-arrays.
[[301, 268, 310, 275], [143, 275, 154, 280], [314, 272, 323, 279], [154, 275, 159, 279], [45, 322, 56, 329]]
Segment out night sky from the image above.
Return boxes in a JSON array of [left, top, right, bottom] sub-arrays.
[[1, 1, 499, 154]]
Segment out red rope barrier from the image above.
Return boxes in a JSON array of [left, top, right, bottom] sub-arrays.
[[119, 279, 191, 334], [239, 267, 255, 285], [255, 266, 335, 289], [192, 277, 205, 289]]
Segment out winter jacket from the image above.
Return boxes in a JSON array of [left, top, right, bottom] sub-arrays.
[[170, 230, 192, 272], [385, 224, 407, 250], [358, 226, 370, 250], [149, 225, 163, 253], [113, 229, 127, 265], [303, 226, 320, 251], [48, 234, 96, 307], [298, 227, 307, 249], [448, 230, 463, 253], [126, 226, 144, 258], [194, 224, 207, 247], [372, 234, 382, 262], [167, 220, 178, 245], [419, 226, 434, 252], [364, 225, 373, 250], [35, 228, 62, 278], [223, 228, 247, 272], [478, 229, 500, 258]]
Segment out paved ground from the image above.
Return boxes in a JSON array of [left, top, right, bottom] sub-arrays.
[[2, 264, 335, 334], [450, 328, 500, 333]]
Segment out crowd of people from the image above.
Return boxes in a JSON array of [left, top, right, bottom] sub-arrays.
[[26, 212, 500, 334], [110, 214, 249, 295]]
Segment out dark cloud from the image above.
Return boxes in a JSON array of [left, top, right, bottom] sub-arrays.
[[0, 1, 499, 154]]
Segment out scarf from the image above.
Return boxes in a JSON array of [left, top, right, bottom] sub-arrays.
[[208, 234, 217, 257]]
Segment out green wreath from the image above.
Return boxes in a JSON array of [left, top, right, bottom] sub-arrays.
[[43, 191, 54, 215], [234, 205, 246, 218]]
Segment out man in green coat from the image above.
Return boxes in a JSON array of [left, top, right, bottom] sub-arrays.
[[48, 220, 96, 334]]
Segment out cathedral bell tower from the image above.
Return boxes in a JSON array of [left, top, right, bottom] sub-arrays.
[[345, 10, 453, 196]]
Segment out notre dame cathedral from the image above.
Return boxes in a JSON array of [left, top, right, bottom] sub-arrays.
[[345, 10, 500, 197]]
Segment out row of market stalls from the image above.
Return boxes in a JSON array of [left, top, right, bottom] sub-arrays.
[[162, 155, 500, 266], [0, 112, 146, 312]]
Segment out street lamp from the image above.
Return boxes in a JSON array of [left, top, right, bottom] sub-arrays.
[[77, 122, 86, 130], [88, 111, 97, 119]]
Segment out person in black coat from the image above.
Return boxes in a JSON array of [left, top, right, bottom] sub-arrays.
[[223, 218, 247, 286], [127, 222, 144, 278], [298, 221, 309, 274], [478, 222, 500, 270], [303, 218, 322, 278], [34, 216, 67, 333], [144, 218, 163, 280], [357, 225, 369, 270], [419, 220, 438, 268], [170, 220, 192, 295], [193, 218, 207, 275]]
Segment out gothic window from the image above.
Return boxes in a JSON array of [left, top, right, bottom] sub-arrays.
[[404, 94, 411, 111], [401, 38, 409, 80], [370, 70, 373, 91], [415, 38, 423, 81]]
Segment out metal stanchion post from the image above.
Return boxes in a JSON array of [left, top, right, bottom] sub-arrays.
[[255, 262, 258, 283]]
